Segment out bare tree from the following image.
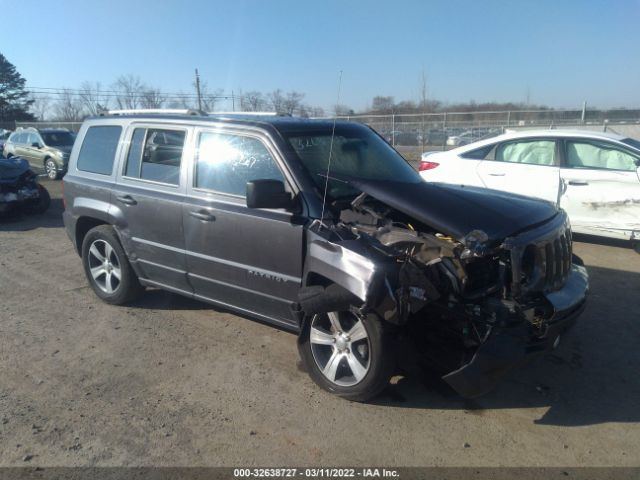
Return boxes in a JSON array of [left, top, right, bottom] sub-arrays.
[[308, 106, 325, 117], [268, 89, 285, 113], [199, 81, 224, 112], [140, 87, 166, 108], [283, 91, 305, 115], [54, 89, 83, 121], [240, 90, 267, 112], [30, 94, 51, 121], [112, 74, 144, 109], [333, 104, 353, 116], [79, 81, 109, 115], [371, 96, 395, 114]]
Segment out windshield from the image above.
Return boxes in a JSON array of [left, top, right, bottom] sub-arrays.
[[622, 138, 640, 152], [284, 125, 421, 199], [42, 131, 75, 147]]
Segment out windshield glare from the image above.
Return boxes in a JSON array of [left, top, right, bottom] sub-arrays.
[[42, 131, 75, 147], [285, 126, 420, 199]]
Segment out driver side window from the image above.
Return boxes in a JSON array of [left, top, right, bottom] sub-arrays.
[[194, 132, 285, 197]]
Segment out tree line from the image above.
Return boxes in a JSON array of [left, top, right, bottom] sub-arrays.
[[2, 51, 557, 126]]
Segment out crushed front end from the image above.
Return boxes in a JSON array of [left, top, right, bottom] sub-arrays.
[[0, 157, 49, 215], [302, 190, 588, 398]]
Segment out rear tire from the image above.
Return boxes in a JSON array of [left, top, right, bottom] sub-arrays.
[[81, 225, 144, 305], [44, 158, 60, 180], [298, 309, 394, 402]]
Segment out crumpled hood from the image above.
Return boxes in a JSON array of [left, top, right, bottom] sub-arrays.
[[346, 178, 560, 245], [0, 157, 30, 183]]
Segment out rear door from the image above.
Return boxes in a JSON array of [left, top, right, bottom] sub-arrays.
[[182, 127, 304, 328], [12, 132, 29, 160], [559, 138, 640, 239], [112, 123, 193, 294], [476, 137, 561, 202], [22, 132, 44, 167]]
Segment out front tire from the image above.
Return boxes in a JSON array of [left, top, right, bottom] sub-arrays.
[[23, 185, 50, 214], [81, 225, 143, 305], [298, 309, 394, 402]]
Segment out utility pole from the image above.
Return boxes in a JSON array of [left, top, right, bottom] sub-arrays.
[[232, 90, 235, 111], [581, 100, 587, 124], [195, 68, 202, 111]]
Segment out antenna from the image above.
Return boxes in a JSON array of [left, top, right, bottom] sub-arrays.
[[319, 70, 343, 230]]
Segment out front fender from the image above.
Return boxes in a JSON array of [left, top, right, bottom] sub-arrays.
[[303, 233, 378, 302]]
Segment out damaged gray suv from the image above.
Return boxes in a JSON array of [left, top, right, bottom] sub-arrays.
[[63, 111, 588, 401]]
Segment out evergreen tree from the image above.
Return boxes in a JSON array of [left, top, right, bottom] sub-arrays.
[[0, 53, 35, 122]]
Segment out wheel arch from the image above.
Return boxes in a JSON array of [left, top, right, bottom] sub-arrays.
[[75, 216, 109, 256]]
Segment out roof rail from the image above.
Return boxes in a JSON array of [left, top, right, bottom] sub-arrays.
[[103, 109, 207, 116], [209, 111, 280, 116]]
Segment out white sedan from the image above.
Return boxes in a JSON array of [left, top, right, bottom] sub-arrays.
[[419, 129, 640, 242]]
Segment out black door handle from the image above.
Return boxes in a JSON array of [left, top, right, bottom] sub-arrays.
[[568, 180, 589, 186], [115, 194, 137, 205], [189, 210, 216, 222]]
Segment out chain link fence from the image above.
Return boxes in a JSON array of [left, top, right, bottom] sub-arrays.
[[320, 108, 640, 160], [9, 107, 640, 162]]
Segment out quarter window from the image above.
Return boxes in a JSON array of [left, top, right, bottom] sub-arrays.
[[495, 140, 556, 166], [195, 132, 285, 196], [124, 128, 186, 185], [566, 140, 639, 171], [77, 126, 122, 175], [461, 144, 495, 160]]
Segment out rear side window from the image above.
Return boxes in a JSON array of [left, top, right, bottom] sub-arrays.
[[77, 126, 122, 175], [124, 128, 185, 186], [195, 132, 285, 196], [495, 140, 556, 166], [10, 132, 25, 144]]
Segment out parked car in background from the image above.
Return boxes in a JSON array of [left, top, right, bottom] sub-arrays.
[[0, 156, 51, 215], [3, 127, 75, 179], [419, 129, 640, 244], [62, 111, 587, 401], [0, 130, 11, 157], [446, 130, 475, 146]]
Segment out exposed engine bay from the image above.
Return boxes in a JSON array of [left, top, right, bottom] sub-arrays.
[[300, 189, 587, 396]]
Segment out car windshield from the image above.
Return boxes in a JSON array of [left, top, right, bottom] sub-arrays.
[[42, 131, 75, 147], [284, 125, 421, 199], [621, 138, 640, 152]]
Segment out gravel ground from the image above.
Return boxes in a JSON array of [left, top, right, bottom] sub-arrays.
[[0, 179, 638, 467]]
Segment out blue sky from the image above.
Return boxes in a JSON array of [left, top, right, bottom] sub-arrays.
[[2, 0, 639, 111]]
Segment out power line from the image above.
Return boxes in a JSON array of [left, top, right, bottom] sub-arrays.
[[26, 85, 240, 100]]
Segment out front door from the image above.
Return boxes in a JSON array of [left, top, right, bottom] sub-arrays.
[[112, 124, 192, 294], [560, 138, 640, 239], [476, 138, 561, 202], [183, 128, 304, 328]]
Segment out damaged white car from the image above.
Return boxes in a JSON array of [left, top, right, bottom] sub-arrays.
[[419, 130, 640, 247]]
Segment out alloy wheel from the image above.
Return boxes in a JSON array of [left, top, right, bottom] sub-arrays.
[[45, 160, 57, 180], [310, 311, 371, 387], [87, 239, 122, 294]]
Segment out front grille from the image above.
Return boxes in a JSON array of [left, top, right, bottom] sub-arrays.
[[507, 213, 573, 296], [538, 227, 572, 291]]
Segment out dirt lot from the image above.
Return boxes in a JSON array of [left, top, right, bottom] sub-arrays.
[[1, 179, 639, 467]]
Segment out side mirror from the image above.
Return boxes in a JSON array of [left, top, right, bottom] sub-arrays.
[[246, 179, 293, 209], [31, 142, 41, 148]]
